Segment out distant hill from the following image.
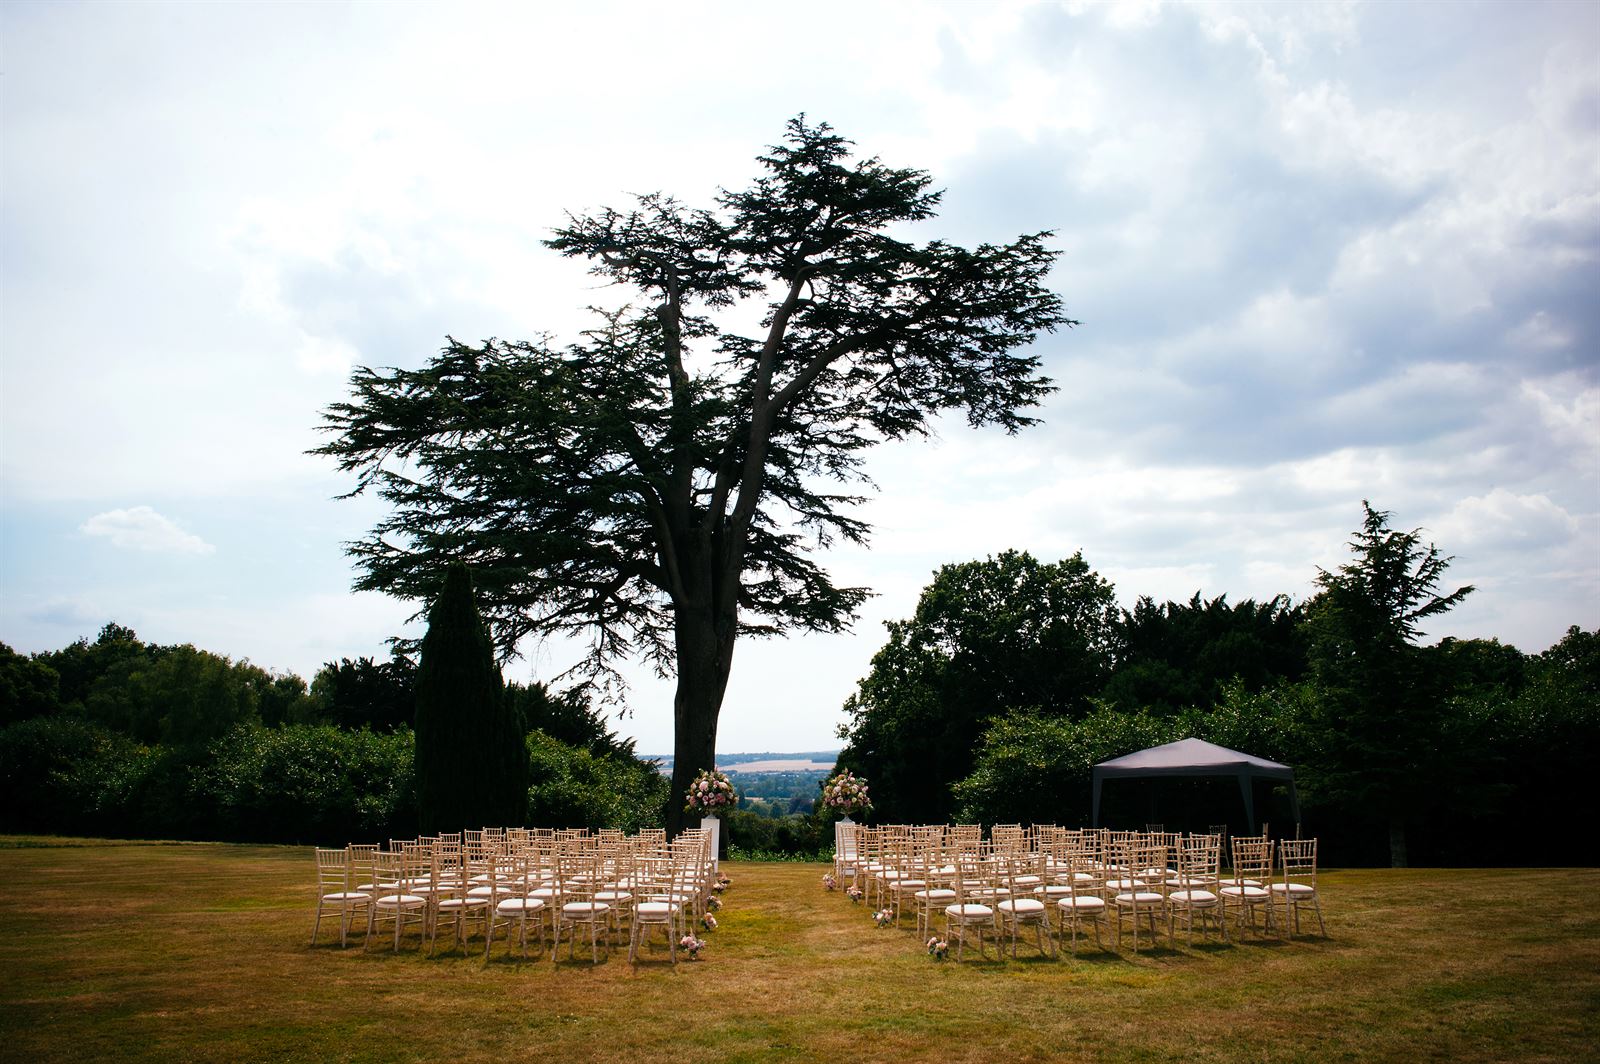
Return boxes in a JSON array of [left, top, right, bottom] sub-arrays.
[[644, 750, 839, 774]]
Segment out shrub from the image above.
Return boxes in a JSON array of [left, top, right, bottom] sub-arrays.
[[191, 723, 416, 844], [525, 730, 667, 833], [721, 807, 830, 857], [0, 716, 152, 835]]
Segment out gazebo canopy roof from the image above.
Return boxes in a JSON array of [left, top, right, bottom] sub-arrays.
[[1093, 737, 1294, 780]]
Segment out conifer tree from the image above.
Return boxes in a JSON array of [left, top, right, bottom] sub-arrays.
[[414, 563, 528, 834]]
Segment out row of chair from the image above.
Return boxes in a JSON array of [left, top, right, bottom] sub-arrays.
[[837, 824, 1324, 960], [312, 826, 720, 964]]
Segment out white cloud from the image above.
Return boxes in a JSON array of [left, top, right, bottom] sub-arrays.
[[80, 507, 215, 555], [3, 0, 1596, 750]]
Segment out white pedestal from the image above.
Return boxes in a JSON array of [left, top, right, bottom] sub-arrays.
[[701, 815, 720, 872]]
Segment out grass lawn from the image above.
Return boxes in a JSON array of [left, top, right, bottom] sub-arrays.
[[0, 839, 1595, 1063]]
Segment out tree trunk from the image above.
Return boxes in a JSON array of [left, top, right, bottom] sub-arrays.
[[665, 607, 737, 840], [1388, 816, 1408, 868]]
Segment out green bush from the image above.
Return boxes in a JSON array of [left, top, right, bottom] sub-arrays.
[[952, 703, 1183, 825], [721, 806, 831, 857], [525, 730, 667, 833], [191, 723, 416, 844], [0, 716, 153, 835]]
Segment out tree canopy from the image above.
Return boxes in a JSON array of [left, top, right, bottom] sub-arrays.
[[413, 563, 528, 834], [837, 550, 1117, 822], [314, 117, 1072, 831], [1305, 501, 1474, 866]]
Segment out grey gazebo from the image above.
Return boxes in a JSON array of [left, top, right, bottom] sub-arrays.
[[1091, 737, 1300, 834]]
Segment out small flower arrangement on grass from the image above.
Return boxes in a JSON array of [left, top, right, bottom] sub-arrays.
[[820, 770, 873, 819], [680, 934, 704, 960], [684, 769, 738, 816], [707, 895, 722, 912], [926, 936, 949, 960], [873, 908, 894, 928], [821, 872, 838, 892], [846, 885, 863, 904], [714, 874, 730, 893], [702, 912, 717, 931]]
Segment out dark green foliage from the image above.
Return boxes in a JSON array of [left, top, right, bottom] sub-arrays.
[[192, 723, 416, 844], [524, 730, 667, 834], [952, 704, 1182, 826], [953, 684, 1317, 833], [0, 642, 61, 725], [89, 643, 265, 747], [1408, 626, 1600, 865], [414, 563, 528, 834], [0, 716, 151, 835], [309, 653, 416, 731], [506, 680, 632, 757], [1104, 593, 1308, 714], [838, 550, 1117, 822], [1306, 501, 1474, 866], [37, 622, 149, 711], [313, 118, 1071, 833], [721, 806, 831, 857]]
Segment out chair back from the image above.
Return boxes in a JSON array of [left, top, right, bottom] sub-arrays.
[[315, 848, 349, 894], [1278, 838, 1318, 890]]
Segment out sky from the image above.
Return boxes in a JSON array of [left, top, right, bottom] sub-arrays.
[[2, 0, 1596, 755]]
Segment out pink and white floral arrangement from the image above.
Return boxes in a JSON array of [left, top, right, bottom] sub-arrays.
[[684, 769, 738, 816], [819, 770, 873, 818]]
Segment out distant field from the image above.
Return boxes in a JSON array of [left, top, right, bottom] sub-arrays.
[[1, 839, 1595, 1063], [721, 759, 834, 772]]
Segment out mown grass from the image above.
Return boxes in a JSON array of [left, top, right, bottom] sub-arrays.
[[0, 839, 1594, 1062]]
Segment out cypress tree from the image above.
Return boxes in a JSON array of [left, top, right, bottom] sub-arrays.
[[414, 563, 528, 834]]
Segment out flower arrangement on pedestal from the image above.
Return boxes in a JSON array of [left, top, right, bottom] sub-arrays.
[[820, 770, 873, 819], [684, 769, 737, 816]]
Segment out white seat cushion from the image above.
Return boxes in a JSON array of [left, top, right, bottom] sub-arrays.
[[945, 903, 993, 918], [562, 901, 610, 916], [436, 896, 486, 910], [1115, 892, 1164, 905], [914, 889, 956, 901], [376, 894, 426, 908], [635, 901, 676, 916], [1059, 895, 1105, 911], [1220, 885, 1270, 899], [998, 898, 1046, 914], [321, 891, 369, 902], [1169, 889, 1218, 904], [1270, 883, 1316, 896], [496, 897, 545, 913]]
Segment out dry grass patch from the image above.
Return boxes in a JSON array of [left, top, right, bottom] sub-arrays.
[[0, 842, 1595, 1063]]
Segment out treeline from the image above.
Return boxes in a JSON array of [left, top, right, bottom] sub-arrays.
[[0, 625, 666, 844], [836, 506, 1599, 867]]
